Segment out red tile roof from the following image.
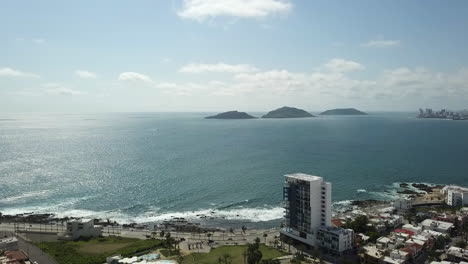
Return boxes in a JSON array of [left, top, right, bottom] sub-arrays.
[[394, 228, 415, 236], [332, 218, 344, 227], [5, 250, 28, 261]]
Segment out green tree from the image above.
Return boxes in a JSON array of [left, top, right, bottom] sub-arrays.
[[246, 238, 263, 264], [344, 215, 375, 233]]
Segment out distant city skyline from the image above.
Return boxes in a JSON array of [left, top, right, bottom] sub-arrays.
[[1, 0, 468, 112]]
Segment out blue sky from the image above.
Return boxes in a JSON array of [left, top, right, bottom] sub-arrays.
[[1, 0, 468, 112]]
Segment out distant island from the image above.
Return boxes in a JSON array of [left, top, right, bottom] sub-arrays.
[[262, 106, 314, 118], [205, 111, 256, 119], [418, 108, 468, 120], [320, 108, 367, 115]]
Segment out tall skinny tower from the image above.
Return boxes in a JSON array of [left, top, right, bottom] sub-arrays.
[[281, 173, 332, 247]]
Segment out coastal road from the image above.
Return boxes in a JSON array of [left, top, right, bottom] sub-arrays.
[[18, 235, 58, 264], [1, 222, 280, 245], [1, 231, 57, 264]]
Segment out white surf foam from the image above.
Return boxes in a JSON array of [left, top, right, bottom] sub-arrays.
[[1, 190, 52, 204], [0, 205, 284, 224]]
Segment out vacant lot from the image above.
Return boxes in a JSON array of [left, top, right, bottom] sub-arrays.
[[183, 244, 286, 264], [36, 236, 163, 264]]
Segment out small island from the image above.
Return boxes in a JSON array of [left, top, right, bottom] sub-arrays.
[[262, 106, 314, 118], [205, 111, 256, 119], [320, 108, 367, 115]]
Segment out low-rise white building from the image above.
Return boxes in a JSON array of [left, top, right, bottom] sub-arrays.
[[0, 237, 18, 251], [389, 249, 409, 261], [402, 224, 422, 234], [447, 246, 468, 262], [421, 219, 453, 234], [441, 186, 468, 207], [383, 256, 406, 264], [62, 218, 103, 240], [362, 245, 385, 264], [394, 199, 413, 211], [316, 227, 354, 255]]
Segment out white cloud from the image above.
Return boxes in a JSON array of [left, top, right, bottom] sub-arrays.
[[156, 82, 209, 96], [362, 39, 401, 48], [32, 38, 46, 44], [325, 58, 364, 72], [75, 70, 97, 79], [178, 0, 292, 21], [179, 63, 258, 73], [118, 72, 153, 83], [0, 67, 40, 78], [156, 59, 468, 104], [44, 83, 86, 96]]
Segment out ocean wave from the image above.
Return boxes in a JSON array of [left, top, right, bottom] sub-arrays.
[[0, 196, 97, 216], [124, 206, 284, 223], [0, 205, 284, 224], [216, 199, 252, 210], [0, 190, 52, 204], [332, 200, 353, 206], [356, 189, 367, 193]]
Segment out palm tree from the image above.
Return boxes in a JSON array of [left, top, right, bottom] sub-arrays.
[[273, 239, 279, 249], [263, 233, 268, 244]]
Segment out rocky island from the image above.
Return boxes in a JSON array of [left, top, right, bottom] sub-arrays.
[[205, 111, 256, 119], [320, 108, 367, 115], [262, 106, 314, 118]]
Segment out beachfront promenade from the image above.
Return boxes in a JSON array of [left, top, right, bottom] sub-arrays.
[[0, 222, 281, 253]]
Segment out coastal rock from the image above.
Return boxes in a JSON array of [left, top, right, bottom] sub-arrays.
[[397, 189, 422, 195], [400, 183, 409, 188], [350, 200, 389, 207], [262, 106, 314, 118], [320, 108, 367, 115], [205, 111, 256, 119], [411, 183, 443, 193]]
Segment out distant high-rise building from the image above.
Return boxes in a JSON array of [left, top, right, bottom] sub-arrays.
[[281, 173, 332, 247]]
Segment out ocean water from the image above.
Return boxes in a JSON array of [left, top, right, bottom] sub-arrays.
[[1, 112, 468, 227]]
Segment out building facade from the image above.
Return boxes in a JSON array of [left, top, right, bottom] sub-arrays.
[[316, 227, 354, 255], [62, 219, 103, 240], [0, 237, 18, 252], [281, 173, 332, 247], [442, 186, 468, 207]]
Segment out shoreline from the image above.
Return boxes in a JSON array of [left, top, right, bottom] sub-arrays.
[[0, 182, 444, 232]]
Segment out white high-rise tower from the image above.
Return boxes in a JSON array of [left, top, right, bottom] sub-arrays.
[[280, 173, 332, 247]]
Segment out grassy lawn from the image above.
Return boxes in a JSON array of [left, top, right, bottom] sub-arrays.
[[183, 245, 286, 264], [35, 236, 163, 264]]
